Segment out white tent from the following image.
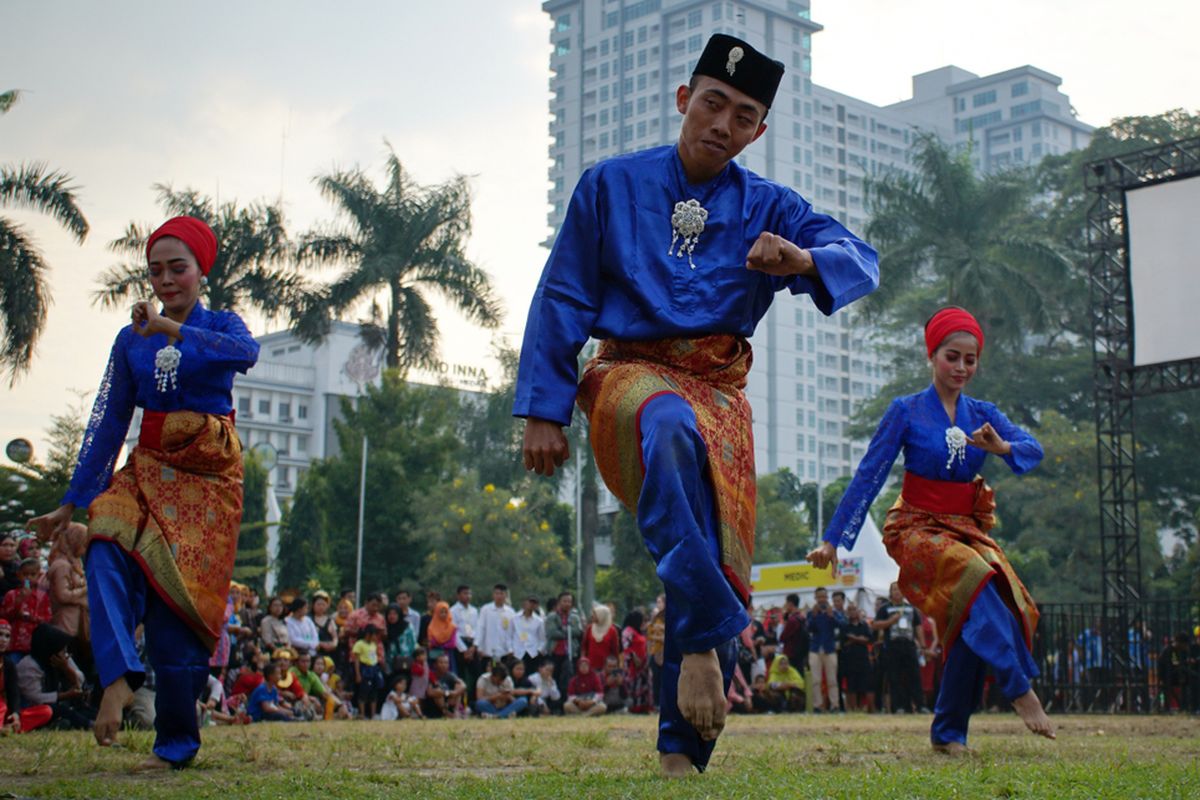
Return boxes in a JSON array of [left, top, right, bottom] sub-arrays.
[[851, 512, 899, 598]]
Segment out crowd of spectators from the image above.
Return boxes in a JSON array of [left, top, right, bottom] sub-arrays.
[[3, 527, 1200, 734]]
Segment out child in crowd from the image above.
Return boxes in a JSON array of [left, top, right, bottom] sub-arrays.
[[352, 624, 384, 718], [247, 662, 294, 722], [380, 675, 422, 720], [0, 558, 52, 663]]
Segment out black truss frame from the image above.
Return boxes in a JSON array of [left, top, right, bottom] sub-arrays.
[[1084, 136, 1200, 703]]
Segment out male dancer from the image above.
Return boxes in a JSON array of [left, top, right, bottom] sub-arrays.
[[515, 34, 877, 775]]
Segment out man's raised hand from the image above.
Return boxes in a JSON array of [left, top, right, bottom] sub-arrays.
[[522, 418, 570, 477]]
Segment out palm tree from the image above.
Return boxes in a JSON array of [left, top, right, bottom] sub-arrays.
[[862, 133, 1071, 353], [94, 185, 304, 320], [294, 145, 503, 371], [1, 89, 90, 383]]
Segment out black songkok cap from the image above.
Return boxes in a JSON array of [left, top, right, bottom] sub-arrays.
[[691, 34, 785, 109]]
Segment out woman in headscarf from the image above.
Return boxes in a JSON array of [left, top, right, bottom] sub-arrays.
[[425, 601, 458, 673], [765, 653, 805, 711], [384, 603, 415, 678], [581, 604, 621, 670], [16, 623, 93, 729], [809, 307, 1054, 753], [564, 656, 606, 716], [0, 532, 21, 597], [28, 216, 258, 768], [621, 610, 653, 713], [46, 523, 89, 647]]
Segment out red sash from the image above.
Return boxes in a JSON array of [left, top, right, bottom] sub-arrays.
[[901, 472, 976, 516]]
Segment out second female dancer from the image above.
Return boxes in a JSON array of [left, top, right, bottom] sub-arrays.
[[808, 306, 1055, 752]]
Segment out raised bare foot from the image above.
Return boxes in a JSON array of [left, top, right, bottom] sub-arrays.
[[1012, 689, 1056, 739], [94, 677, 134, 747], [678, 650, 725, 741], [659, 752, 694, 777], [131, 754, 173, 772], [932, 741, 973, 756]]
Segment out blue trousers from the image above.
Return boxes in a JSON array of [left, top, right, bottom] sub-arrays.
[[475, 696, 529, 718], [636, 394, 750, 770], [87, 539, 211, 765], [930, 579, 1040, 746]]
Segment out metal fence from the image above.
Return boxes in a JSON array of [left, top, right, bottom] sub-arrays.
[[1032, 600, 1200, 714]]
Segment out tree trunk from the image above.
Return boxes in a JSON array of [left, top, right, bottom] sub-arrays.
[[387, 277, 401, 369], [580, 449, 598, 614]]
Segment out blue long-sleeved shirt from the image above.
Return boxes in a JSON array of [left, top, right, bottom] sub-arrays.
[[513, 144, 879, 426], [63, 303, 259, 509], [824, 384, 1043, 550]]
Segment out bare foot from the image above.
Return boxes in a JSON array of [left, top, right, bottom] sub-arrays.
[[1012, 689, 1056, 739], [94, 677, 134, 747], [678, 650, 725, 741], [659, 752, 694, 777], [131, 754, 172, 772], [932, 741, 973, 756]]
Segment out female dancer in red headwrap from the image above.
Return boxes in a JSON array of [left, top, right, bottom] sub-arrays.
[[30, 217, 258, 768], [808, 307, 1054, 752]]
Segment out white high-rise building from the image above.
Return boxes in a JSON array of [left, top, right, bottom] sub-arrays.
[[541, 0, 1092, 489]]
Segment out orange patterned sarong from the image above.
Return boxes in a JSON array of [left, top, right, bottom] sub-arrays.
[[577, 335, 757, 604], [882, 478, 1038, 655], [87, 411, 243, 651]]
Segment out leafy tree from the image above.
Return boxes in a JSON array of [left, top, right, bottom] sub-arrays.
[[94, 185, 302, 319], [294, 146, 503, 371], [1, 89, 89, 381], [232, 450, 269, 592], [594, 508, 659, 615], [754, 468, 813, 563]]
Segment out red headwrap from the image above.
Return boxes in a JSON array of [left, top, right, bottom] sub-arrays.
[[924, 307, 984, 358], [145, 216, 218, 276]]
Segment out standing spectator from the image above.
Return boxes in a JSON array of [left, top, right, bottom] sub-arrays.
[[45, 523, 89, 646], [17, 623, 92, 729], [286, 597, 320, 656], [874, 582, 926, 713], [1078, 620, 1107, 711], [545, 591, 584, 696], [475, 662, 527, 719], [476, 584, 515, 665], [426, 602, 459, 671], [450, 585, 481, 702], [582, 605, 621, 669], [778, 594, 808, 682], [418, 589, 441, 646], [832, 590, 848, 710], [528, 658, 562, 716], [807, 587, 841, 713], [920, 615, 942, 710], [351, 624, 384, 719], [259, 596, 290, 652], [1, 558, 51, 663], [393, 589, 421, 634], [0, 619, 52, 732], [384, 603, 416, 678], [240, 588, 264, 641], [564, 656, 606, 716], [840, 603, 874, 712], [344, 593, 387, 661], [646, 595, 666, 709], [423, 652, 467, 719], [621, 610, 652, 713], [408, 647, 430, 709], [309, 590, 339, 661], [512, 595, 546, 674], [1158, 633, 1190, 711], [0, 533, 21, 597]]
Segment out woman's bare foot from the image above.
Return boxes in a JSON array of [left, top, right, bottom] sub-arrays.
[[1012, 689, 1056, 739], [131, 754, 172, 772], [932, 741, 973, 756], [678, 650, 725, 741], [659, 752, 694, 777], [94, 677, 133, 746]]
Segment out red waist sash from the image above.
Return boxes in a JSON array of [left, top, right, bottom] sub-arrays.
[[140, 409, 234, 450], [901, 472, 976, 516]]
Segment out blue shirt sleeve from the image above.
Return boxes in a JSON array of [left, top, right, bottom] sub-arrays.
[[773, 192, 879, 315], [63, 329, 137, 509], [513, 170, 605, 426], [179, 310, 260, 373], [982, 402, 1044, 475], [824, 398, 908, 550]]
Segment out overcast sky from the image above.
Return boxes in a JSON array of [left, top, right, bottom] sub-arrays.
[[2, 0, 1197, 463]]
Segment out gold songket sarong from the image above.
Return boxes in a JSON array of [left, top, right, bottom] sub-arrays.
[[882, 476, 1038, 654], [88, 411, 243, 651], [576, 335, 757, 604]]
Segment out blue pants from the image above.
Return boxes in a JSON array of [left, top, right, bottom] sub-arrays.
[[475, 696, 529, 718], [931, 579, 1040, 746], [87, 539, 211, 765], [637, 394, 750, 771]]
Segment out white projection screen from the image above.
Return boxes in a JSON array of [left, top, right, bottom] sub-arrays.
[[1125, 174, 1200, 366]]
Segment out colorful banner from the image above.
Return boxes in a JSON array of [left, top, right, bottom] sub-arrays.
[[750, 558, 864, 593]]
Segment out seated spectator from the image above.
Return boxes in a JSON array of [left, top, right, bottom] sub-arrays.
[[16, 624, 93, 730], [1, 558, 52, 662], [352, 624, 384, 719], [727, 661, 754, 715], [125, 625, 156, 731], [259, 596, 290, 652], [380, 674, 422, 720], [602, 654, 626, 712], [509, 660, 538, 716], [751, 673, 782, 713], [528, 658, 562, 716], [303, 653, 348, 719], [285, 597, 320, 656], [564, 656, 606, 716], [247, 662, 294, 722], [0, 619, 52, 733], [422, 653, 467, 719], [276, 656, 319, 721], [767, 654, 805, 711], [475, 662, 527, 719], [230, 654, 266, 700]]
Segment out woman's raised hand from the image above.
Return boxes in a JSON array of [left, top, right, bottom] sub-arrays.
[[27, 503, 75, 545]]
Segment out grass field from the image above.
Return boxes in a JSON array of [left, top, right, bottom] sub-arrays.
[[4, 712, 1198, 799]]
